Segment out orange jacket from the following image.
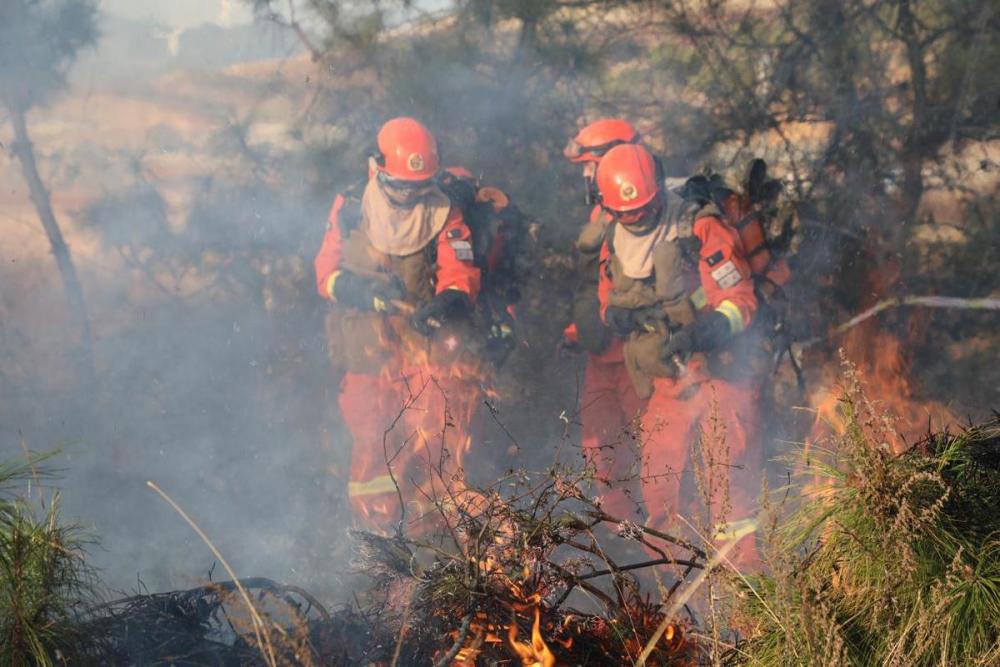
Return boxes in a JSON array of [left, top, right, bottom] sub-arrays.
[[314, 193, 481, 302], [597, 213, 757, 334]]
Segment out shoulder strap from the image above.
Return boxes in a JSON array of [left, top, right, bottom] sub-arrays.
[[437, 173, 478, 212], [337, 196, 364, 235], [606, 219, 618, 256]]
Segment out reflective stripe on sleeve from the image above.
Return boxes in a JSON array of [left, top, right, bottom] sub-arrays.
[[326, 271, 340, 300], [715, 299, 744, 335], [347, 474, 397, 498], [690, 286, 707, 310]]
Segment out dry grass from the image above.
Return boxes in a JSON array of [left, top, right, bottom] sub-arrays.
[[726, 358, 1000, 666]]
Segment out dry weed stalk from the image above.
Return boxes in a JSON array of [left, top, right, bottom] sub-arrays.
[[725, 356, 1000, 665], [147, 481, 284, 665], [344, 389, 711, 665]]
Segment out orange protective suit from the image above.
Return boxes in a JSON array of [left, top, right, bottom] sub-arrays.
[[567, 205, 648, 519], [580, 339, 647, 519], [315, 184, 482, 535], [598, 210, 762, 565]]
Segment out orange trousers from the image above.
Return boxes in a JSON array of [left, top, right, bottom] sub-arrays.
[[340, 368, 479, 535], [580, 354, 647, 520], [640, 372, 762, 566]]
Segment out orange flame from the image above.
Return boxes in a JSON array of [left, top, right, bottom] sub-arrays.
[[346, 309, 496, 533], [808, 318, 955, 453], [507, 606, 557, 667]]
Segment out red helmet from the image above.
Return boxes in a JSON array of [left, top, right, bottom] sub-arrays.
[[596, 143, 660, 214], [564, 118, 640, 163], [375, 117, 439, 181]]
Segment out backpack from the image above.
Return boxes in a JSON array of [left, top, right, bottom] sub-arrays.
[[678, 158, 793, 296], [679, 160, 803, 383], [437, 169, 532, 366]]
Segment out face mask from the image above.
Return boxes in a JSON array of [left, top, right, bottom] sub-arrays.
[[378, 172, 436, 206], [609, 202, 661, 235]]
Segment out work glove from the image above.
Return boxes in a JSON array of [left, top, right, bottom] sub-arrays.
[[631, 305, 666, 333], [604, 305, 665, 337], [411, 289, 471, 337], [661, 310, 732, 361], [484, 319, 516, 367], [332, 271, 404, 313], [604, 306, 637, 337]]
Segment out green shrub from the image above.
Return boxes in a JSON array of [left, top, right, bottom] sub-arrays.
[[729, 368, 1000, 666], [0, 455, 96, 667]]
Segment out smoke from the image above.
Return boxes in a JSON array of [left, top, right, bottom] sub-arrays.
[[1, 11, 341, 596], [0, 1, 595, 599], [2, 0, 997, 608]]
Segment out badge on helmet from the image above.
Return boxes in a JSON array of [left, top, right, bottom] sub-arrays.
[[407, 152, 425, 173], [620, 181, 638, 202]]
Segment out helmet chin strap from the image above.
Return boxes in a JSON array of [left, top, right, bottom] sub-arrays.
[[584, 175, 598, 206]]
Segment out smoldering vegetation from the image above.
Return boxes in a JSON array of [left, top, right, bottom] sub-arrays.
[[1, 0, 999, 664]]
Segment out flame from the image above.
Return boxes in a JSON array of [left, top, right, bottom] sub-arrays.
[[507, 606, 557, 667], [808, 315, 955, 453], [808, 251, 957, 450], [345, 309, 497, 534]]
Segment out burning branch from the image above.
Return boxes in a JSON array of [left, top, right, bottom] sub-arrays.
[[347, 450, 708, 665], [800, 294, 1000, 349]]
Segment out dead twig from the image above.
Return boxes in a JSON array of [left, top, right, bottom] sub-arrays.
[[146, 481, 278, 667]]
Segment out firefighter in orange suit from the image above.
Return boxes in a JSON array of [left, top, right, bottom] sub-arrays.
[[562, 119, 648, 520], [314, 117, 482, 534], [593, 143, 761, 563]]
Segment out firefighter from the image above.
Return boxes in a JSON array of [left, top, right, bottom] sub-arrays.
[[314, 117, 482, 535], [593, 143, 762, 563], [561, 119, 648, 519]]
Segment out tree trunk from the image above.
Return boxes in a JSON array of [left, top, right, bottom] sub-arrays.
[[897, 0, 928, 224], [8, 104, 96, 382]]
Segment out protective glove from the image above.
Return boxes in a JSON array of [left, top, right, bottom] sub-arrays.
[[332, 271, 404, 313], [605, 305, 664, 337], [411, 289, 471, 336], [484, 320, 516, 367], [631, 305, 666, 333], [604, 306, 638, 337], [661, 310, 732, 360]]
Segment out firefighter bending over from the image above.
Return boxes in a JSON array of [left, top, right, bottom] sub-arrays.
[[314, 117, 482, 534], [593, 143, 764, 564]]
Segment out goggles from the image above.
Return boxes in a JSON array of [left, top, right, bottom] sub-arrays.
[[563, 138, 629, 162], [376, 169, 436, 193]]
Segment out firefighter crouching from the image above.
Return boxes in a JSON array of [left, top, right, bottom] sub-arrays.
[[314, 117, 483, 535], [561, 119, 649, 520], [593, 143, 763, 564]]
